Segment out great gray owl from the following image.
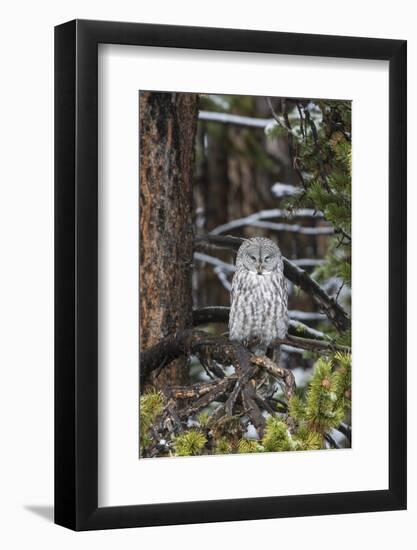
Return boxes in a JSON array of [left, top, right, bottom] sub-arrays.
[[229, 237, 288, 356]]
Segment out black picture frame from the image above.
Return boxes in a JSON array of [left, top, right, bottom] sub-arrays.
[[55, 19, 407, 531]]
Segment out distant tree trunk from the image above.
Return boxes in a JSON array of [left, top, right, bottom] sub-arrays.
[[194, 122, 231, 308], [139, 91, 199, 388]]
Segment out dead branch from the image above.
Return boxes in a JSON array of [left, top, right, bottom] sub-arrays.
[[250, 355, 296, 399], [139, 329, 196, 383], [194, 252, 235, 273], [176, 378, 236, 418], [289, 310, 326, 322], [289, 320, 325, 340], [337, 422, 352, 443], [241, 384, 266, 433], [192, 306, 327, 341], [210, 208, 325, 231], [276, 334, 351, 354], [324, 432, 340, 449], [194, 234, 243, 253], [199, 110, 272, 129], [140, 330, 351, 390], [169, 379, 236, 400], [140, 331, 297, 432], [192, 306, 229, 326], [210, 209, 329, 237], [285, 260, 350, 331]]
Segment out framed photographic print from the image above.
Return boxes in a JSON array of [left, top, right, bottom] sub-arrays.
[[55, 20, 407, 530]]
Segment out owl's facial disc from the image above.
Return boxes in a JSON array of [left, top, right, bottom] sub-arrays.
[[245, 249, 276, 275], [237, 238, 281, 275], [258, 254, 276, 274]]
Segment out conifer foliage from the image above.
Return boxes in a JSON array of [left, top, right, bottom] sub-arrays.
[[266, 99, 352, 293], [139, 352, 351, 457]]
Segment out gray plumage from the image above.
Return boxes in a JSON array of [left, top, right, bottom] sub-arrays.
[[229, 237, 288, 356]]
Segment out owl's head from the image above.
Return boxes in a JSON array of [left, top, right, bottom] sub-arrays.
[[235, 237, 283, 275]]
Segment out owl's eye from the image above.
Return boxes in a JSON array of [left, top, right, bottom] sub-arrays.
[[250, 255, 257, 261], [264, 255, 270, 262]]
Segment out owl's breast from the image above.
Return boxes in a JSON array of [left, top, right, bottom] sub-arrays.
[[229, 270, 288, 346]]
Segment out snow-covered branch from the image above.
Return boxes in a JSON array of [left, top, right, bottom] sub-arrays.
[[194, 252, 324, 272], [210, 208, 325, 236], [199, 110, 273, 129], [194, 252, 234, 273]]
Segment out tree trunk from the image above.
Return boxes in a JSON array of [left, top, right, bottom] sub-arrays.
[[139, 91, 199, 388]]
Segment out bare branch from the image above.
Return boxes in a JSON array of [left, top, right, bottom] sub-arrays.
[[211, 218, 333, 236], [140, 331, 297, 415], [199, 110, 273, 129], [194, 252, 324, 274], [192, 306, 327, 340], [289, 320, 326, 340], [194, 234, 243, 253], [209, 208, 324, 236], [283, 260, 351, 331], [192, 306, 230, 325], [139, 329, 196, 383], [241, 385, 265, 433], [169, 380, 234, 400], [274, 334, 351, 354], [176, 378, 236, 418], [288, 310, 326, 322], [324, 432, 340, 449], [250, 355, 296, 399], [194, 252, 235, 273], [336, 422, 352, 443]]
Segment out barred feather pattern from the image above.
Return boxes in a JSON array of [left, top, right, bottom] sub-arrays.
[[229, 237, 288, 355]]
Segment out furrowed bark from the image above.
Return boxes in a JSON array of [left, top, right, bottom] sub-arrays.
[[139, 91, 199, 387]]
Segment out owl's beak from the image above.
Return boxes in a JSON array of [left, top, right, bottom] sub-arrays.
[[256, 264, 263, 275]]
